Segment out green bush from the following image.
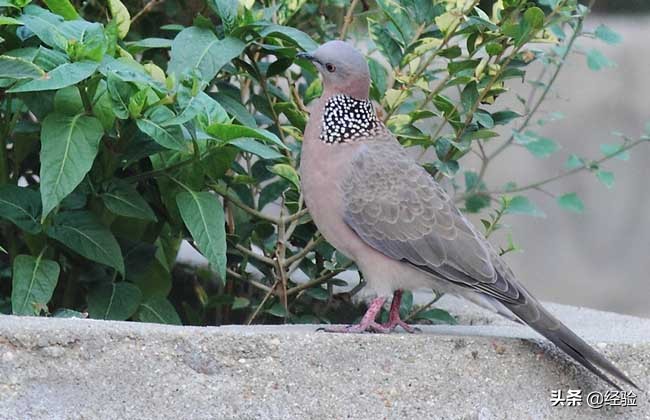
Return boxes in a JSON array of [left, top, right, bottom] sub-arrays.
[[0, 0, 646, 325]]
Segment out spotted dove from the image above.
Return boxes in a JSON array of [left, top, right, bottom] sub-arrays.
[[297, 40, 637, 390]]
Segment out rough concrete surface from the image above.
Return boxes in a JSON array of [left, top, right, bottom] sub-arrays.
[[0, 298, 648, 420]]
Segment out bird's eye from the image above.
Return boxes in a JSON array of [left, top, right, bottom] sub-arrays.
[[325, 63, 336, 73]]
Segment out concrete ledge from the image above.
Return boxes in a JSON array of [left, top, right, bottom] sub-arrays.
[[0, 299, 648, 419]]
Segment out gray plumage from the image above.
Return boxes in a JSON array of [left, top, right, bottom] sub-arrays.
[[298, 40, 637, 390]]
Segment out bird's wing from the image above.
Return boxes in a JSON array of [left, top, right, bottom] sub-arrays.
[[341, 140, 521, 303], [341, 139, 637, 390]]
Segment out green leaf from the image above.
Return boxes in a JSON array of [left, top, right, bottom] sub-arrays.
[[557, 193, 584, 214], [258, 24, 318, 51], [137, 297, 181, 325], [596, 170, 615, 189], [414, 308, 457, 325], [514, 131, 559, 158], [52, 308, 85, 318], [523, 6, 544, 30], [586, 49, 615, 71], [136, 106, 187, 151], [269, 164, 300, 189], [164, 90, 227, 127], [506, 195, 545, 218], [376, 0, 413, 43], [43, 0, 78, 20], [108, 0, 130, 39], [265, 302, 288, 317], [0, 56, 45, 79], [600, 143, 630, 161], [0, 16, 23, 26], [0, 185, 42, 234], [39, 113, 103, 219], [460, 81, 478, 113], [368, 58, 388, 98], [106, 72, 135, 119], [102, 181, 157, 221], [492, 110, 521, 126], [176, 190, 227, 281], [229, 138, 284, 160], [8, 61, 98, 93], [47, 211, 124, 275], [232, 296, 249, 310], [565, 154, 585, 169], [11, 254, 60, 316], [209, 0, 238, 33], [125, 37, 173, 50], [368, 18, 402, 68], [594, 24, 621, 45], [206, 123, 287, 150], [168, 27, 245, 81], [87, 282, 141, 320], [18, 6, 66, 49]]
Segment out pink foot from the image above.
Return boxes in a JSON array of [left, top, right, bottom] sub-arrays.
[[380, 290, 419, 333], [321, 296, 388, 333], [320, 290, 419, 334]]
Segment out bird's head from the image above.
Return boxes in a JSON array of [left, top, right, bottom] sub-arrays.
[[297, 40, 370, 99]]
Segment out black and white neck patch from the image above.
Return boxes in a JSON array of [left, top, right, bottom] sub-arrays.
[[319, 95, 383, 144]]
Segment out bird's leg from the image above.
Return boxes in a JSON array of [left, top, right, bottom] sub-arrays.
[[322, 297, 390, 333], [380, 289, 418, 333]]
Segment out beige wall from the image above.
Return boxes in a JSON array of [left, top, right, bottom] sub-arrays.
[[479, 15, 650, 316]]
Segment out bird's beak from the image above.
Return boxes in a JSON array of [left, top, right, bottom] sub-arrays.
[[296, 52, 316, 61]]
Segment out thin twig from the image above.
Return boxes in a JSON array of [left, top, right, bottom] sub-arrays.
[[235, 244, 275, 265], [286, 262, 354, 297], [340, 0, 360, 40]]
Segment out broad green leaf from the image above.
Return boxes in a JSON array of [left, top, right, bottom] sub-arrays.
[[213, 92, 256, 127], [87, 282, 141, 320], [136, 106, 187, 151], [18, 6, 66, 49], [0, 185, 42, 234], [137, 297, 181, 325], [0, 56, 45, 79], [368, 58, 388, 99], [269, 163, 300, 189], [594, 24, 621, 45], [378, 1, 413, 42], [206, 123, 287, 149], [163, 89, 226, 127], [258, 24, 318, 51], [39, 113, 103, 219], [415, 308, 457, 325], [176, 190, 227, 280], [52, 308, 86, 318], [266, 302, 288, 317], [0, 16, 23, 26], [125, 37, 173, 50], [8, 61, 98, 93], [232, 296, 249, 310], [11, 254, 60, 316], [523, 6, 544, 30], [168, 27, 244, 81], [600, 143, 630, 161], [596, 170, 615, 189], [47, 211, 124, 274], [102, 181, 157, 221], [108, 0, 129, 39], [368, 18, 402, 68], [107, 72, 135, 119], [43, 0, 78, 20], [492, 110, 521, 126], [229, 138, 284, 160], [557, 193, 584, 214], [461, 81, 478, 113], [506, 195, 545, 218], [209, 0, 238, 33], [586, 49, 615, 71]]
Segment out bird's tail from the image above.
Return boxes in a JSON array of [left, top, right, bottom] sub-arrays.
[[505, 296, 639, 391]]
